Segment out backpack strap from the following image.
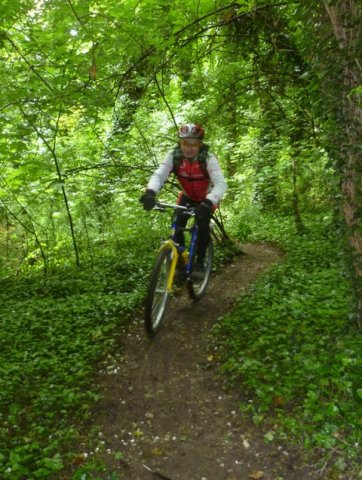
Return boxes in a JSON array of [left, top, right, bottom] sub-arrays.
[[172, 143, 210, 177]]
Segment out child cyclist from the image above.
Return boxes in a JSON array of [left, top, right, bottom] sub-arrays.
[[140, 123, 227, 275]]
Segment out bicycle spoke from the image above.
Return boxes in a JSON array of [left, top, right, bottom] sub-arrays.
[[187, 239, 213, 301], [145, 247, 172, 337]]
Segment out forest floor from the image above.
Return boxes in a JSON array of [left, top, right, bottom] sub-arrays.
[[82, 243, 318, 480]]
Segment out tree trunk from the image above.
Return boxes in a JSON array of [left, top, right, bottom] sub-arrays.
[[323, 0, 362, 324], [291, 156, 304, 235], [290, 127, 306, 235]]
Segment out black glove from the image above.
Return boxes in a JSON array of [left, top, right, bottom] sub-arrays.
[[139, 189, 156, 211], [195, 198, 213, 223]]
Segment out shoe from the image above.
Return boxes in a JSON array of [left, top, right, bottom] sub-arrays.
[[191, 262, 206, 280]]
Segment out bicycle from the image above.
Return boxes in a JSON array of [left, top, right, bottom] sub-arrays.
[[144, 201, 213, 337]]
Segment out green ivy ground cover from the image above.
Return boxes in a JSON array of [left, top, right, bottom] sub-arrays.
[[0, 207, 233, 479], [213, 214, 362, 477], [0, 248, 152, 480]]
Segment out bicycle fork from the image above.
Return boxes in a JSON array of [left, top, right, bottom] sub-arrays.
[[159, 240, 179, 292]]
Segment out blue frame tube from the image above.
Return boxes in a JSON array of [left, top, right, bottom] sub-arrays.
[[170, 215, 198, 275]]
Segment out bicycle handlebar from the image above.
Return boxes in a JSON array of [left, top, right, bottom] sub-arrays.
[[153, 201, 195, 215]]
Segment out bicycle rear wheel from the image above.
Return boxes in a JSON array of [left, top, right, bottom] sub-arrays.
[[145, 246, 172, 337], [187, 238, 213, 301]]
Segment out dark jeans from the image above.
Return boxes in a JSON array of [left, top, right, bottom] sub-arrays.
[[174, 194, 211, 263]]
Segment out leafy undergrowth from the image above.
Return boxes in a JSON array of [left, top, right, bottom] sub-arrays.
[[0, 244, 154, 480], [213, 214, 362, 478], [0, 207, 235, 480]]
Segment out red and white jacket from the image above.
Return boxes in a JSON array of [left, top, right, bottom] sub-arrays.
[[147, 149, 227, 205]]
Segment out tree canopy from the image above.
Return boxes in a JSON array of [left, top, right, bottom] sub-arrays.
[[1, 0, 360, 294]]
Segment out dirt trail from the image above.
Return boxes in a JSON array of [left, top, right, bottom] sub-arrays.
[[88, 244, 315, 480]]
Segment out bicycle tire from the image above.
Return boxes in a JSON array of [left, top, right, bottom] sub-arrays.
[[145, 246, 172, 337], [187, 238, 213, 301]]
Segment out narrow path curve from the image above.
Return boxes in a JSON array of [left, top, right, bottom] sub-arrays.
[[87, 244, 315, 480]]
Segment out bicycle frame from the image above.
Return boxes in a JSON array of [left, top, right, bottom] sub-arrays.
[[155, 202, 198, 291]]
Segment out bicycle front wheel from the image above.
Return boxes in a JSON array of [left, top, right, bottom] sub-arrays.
[[187, 238, 213, 301], [145, 246, 172, 337]]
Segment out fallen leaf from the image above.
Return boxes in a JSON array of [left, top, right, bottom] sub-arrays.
[[243, 438, 250, 449], [71, 455, 85, 466], [249, 471, 264, 479], [150, 447, 167, 456], [264, 430, 274, 442], [272, 395, 285, 407]]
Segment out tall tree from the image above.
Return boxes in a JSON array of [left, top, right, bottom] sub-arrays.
[[322, 0, 362, 323], [283, 0, 362, 322]]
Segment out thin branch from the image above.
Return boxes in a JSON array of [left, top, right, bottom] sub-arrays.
[[110, 90, 159, 166], [4, 34, 54, 92], [113, 47, 156, 99], [153, 74, 178, 131], [177, 2, 297, 47], [67, 0, 90, 35], [0, 179, 48, 269], [62, 162, 155, 179], [80, 112, 107, 148], [174, 2, 240, 37], [19, 105, 81, 266]]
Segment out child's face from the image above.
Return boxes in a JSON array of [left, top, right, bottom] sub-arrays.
[[180, 139, 202, 159]]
